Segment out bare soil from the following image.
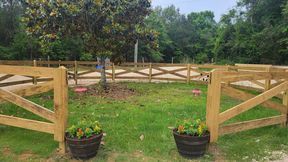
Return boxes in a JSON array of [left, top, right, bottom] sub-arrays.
[[76, 83, 137, 100]]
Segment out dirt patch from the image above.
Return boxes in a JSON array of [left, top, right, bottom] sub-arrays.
[[208, 144, 226, 162], [18, 151, 35, 161], [2, 147, 12, 156], [76, 83, 136, 100]]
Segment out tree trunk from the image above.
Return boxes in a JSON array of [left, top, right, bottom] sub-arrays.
[[99, 56, 107, 90]]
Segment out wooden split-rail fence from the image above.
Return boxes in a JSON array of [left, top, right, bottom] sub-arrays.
[[206, 64, 288, 142], [0, 65, 68, 153], [1, 60, 288, 144]]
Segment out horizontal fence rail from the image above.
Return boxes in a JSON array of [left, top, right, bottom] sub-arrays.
[[0, 61, 287, 90]]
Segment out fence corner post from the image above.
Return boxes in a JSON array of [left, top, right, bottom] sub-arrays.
[[74, 60, 78, 85], [149, 63, 152, 83], [265, 66, 272, 91], [283, 89, 288, 126], [53, 66, 68, 154], [186, 64, 191, 83], [206, 69, 222, 143]]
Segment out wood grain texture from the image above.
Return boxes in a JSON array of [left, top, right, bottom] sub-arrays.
[[0, 88, 55, 122], [219, 81, 288, 124], [0, 114, 54, 134], [219, 115, 286, 135]]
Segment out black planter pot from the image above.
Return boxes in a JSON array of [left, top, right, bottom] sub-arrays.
[[65, 132, 103, 159], [173, 129, 210, 158]]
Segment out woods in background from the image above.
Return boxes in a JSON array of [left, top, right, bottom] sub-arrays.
[[0, 0, 287, 65]]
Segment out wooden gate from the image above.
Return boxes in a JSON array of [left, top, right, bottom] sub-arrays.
[[0, 65, 68, 153], [206, 69, 288, 142]]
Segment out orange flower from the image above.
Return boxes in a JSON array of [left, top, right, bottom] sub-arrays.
[[178, 125, 185, 134], [76, 128, 84, 138]]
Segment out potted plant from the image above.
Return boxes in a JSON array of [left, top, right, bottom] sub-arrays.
[[173, 119, 210, 158], [65, 120, 103, 159]]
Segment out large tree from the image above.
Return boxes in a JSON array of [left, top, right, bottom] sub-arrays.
[[214, 0, 288, 65], [23, 0, 157, 88]]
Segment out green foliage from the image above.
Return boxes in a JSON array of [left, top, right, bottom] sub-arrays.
[[80, 52, 94, 61], [214, 0, 288, 65], [66, 120, 102, 139], [0, 0, 287, 65], [176, 119, 208, 136], [142, 6, 216, 63], [23, 0, 157, 62]]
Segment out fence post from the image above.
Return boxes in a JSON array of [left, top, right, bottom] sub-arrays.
[[187, 64, 191, 83], [74, 60, 78, 85], [33, 60, 37, 85], [53, 66, 68, 154], [112, 63, 115, 82], [265, 66, 272, 91], [283, 89, 288, 126], [58, 60, 61, 67], [47, 56, 50, 67], [206, 69, 222, 142], [149, 63, 152, 83]]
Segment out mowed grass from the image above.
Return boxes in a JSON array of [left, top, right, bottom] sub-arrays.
[[0, 82, 288, 161]]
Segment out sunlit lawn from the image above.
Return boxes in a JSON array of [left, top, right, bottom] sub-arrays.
[[0, 82, 287, 161]]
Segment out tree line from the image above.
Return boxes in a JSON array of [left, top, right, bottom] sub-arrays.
[[0, 0, 287, 65]]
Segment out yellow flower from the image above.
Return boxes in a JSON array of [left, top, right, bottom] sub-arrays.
[[94, 125, 101, 132], [85, 128, 91, 132], [198, 125, 203, 135]]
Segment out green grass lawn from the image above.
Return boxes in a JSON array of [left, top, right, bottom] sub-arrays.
[[0, 82, 287, 161]]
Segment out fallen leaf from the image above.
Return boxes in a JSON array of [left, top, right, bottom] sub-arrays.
[[140, 134, 144, 141], [168, 126, 174, 130]]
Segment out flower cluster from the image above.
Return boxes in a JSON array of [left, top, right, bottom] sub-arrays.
[[66, 120, 102, 139], [176, 119, 208, 136]]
